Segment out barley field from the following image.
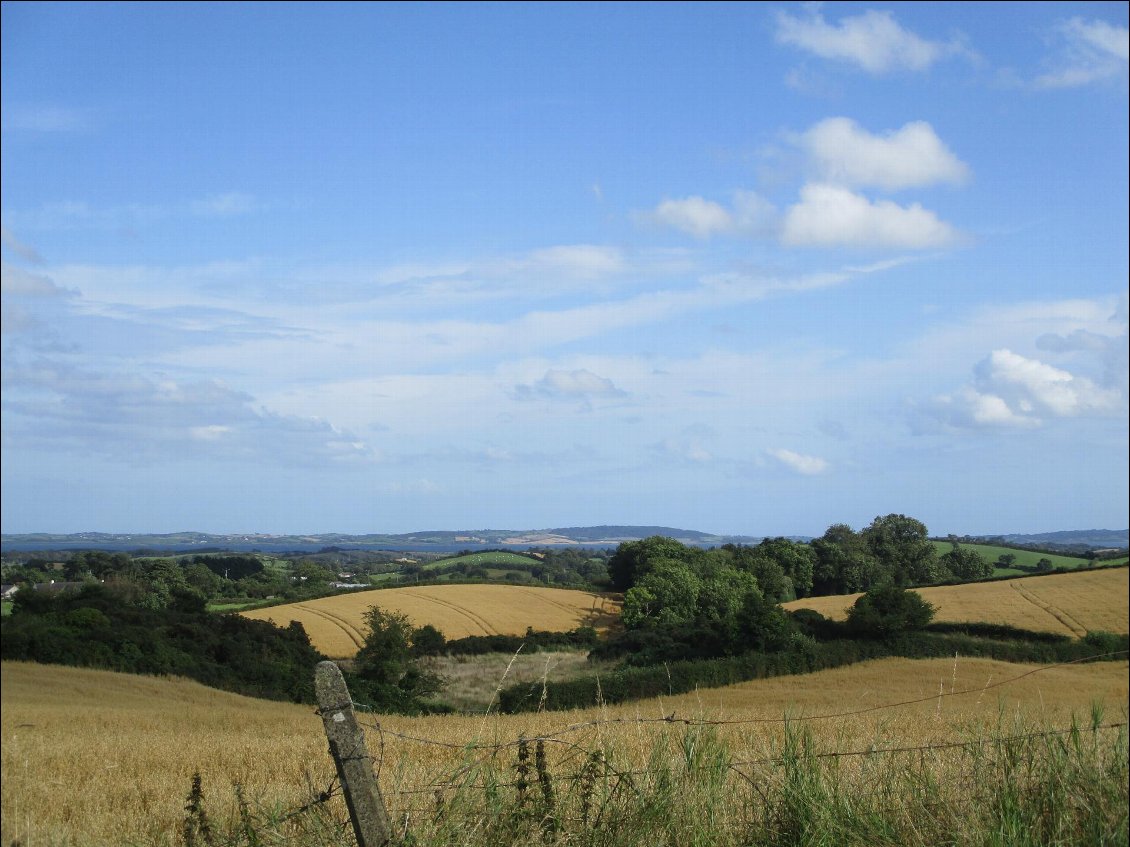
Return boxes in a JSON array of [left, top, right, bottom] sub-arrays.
[[784, 567, 1130, 637], [3, 655, 1126, 846], [241, 584, 621, 657]]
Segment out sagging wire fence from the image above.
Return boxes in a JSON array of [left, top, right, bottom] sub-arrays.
[[184, 651, 1129, 846]]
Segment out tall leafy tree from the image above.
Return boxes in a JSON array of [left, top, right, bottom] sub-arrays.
[[607, 536, 696, 591], [940, 543, 992, 580], [862, 514, 943, 586], [353, 606, 443, 710], [621, 560, 701, 627]]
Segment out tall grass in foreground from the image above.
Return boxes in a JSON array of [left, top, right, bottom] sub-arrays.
[[4, 658, 1126, 846], [178, 709, 1127, 847]]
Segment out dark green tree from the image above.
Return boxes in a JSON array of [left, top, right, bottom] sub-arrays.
[[607, 536, 695, 591], [621, 560, 701, 628], [846, 584, 936, 638], [940, 544, 992, 581], [353, 606, 443, 708], [862, 514, 943, 585], [811, 523, 887, 595], [411, 624, 447, 656]]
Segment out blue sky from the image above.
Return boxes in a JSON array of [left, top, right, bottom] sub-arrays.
[[2, 2, 1127, 537]]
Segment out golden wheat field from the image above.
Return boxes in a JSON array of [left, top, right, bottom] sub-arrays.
[[783, 567, 1130, 636], [241, 584, 621, 657], [2, 656, 1127, 846]]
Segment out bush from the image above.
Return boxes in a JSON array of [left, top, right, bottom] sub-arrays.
[[846, 584, 935, 639]]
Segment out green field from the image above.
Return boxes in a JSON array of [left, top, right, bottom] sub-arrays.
[[933, 541, 1092, 576], [423, 551, 543, 571]]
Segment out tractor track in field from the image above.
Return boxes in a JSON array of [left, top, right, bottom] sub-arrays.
[[516, 587, 590, 618], [1009, 583, 1088, 638], [294, 603, 366, 651], [400, 590, 499, 636]]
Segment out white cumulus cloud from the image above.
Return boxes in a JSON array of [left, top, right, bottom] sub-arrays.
[[925, 348, 1125, 429], [781, 183, 961, 249], [800, 117, 970, 191], [649, 196, 735, 239], [644, 191, 778, 240], [774, 8, 961, 74], [768, 448, 829, 475]]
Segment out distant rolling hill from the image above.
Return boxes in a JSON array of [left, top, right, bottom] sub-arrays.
[[2, 526, 1125, 553], [0, 526, 762, 552], [968, 529, 1128, 550]]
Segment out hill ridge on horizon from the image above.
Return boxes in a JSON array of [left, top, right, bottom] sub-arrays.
[[2, 525, 1127, 551]]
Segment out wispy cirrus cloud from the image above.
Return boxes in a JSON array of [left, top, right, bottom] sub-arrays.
[[774, 7, 969, 74], [1, 104, 91, 133], [1, 261, 76, 298], [190, 192, 262, 217], [513, 368, 627, 402], [1, 358, 377, 465], [1, 225, 44, 263], [1036, 17, 1129, 88], [7, 192, 264, 232]]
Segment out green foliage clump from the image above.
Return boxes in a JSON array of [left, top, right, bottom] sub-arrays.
[[347, 606, 448, 714], [0, 584, 324, 702], [443, 626, 599, 656], [846, 583, 936, 638]]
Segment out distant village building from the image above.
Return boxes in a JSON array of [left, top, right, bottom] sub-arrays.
[[5, 580, 87, 596]]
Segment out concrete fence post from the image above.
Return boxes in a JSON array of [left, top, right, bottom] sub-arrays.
[[315, 660, 394, 846]]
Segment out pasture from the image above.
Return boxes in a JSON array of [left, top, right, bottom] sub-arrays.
[[932, 541, 1092, 574], [421, 550, 543, 571], [784, 566, 1130, 637], [241, 584, 621, 657], [2, 656, 1125, 846]]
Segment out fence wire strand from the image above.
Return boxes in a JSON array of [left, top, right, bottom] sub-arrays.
[[329, 650, 1129, 815], [352, 650, 1127, 753]]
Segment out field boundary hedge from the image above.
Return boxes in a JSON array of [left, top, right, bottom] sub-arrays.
[[497, 631, 1130, 712]]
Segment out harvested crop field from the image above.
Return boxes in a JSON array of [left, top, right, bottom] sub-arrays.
[[784, 567, 1129, 637], [241, 584, 621, 657], [3, 656, 1125, 846]]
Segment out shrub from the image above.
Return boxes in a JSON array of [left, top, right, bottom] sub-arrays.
[[846, 583, 935, 639]]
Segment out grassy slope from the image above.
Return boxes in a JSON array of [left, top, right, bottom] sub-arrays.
[[932, 540, 1091, 577], [421, 551, 543, 571], [3, 656, 1126, 846]]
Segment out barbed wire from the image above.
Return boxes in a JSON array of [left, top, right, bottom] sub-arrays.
[[352, 649, 1128, 754], [377, 721, 1128, 822], [282, 650, 1128, 831], [376, 720, 1126, 801]]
